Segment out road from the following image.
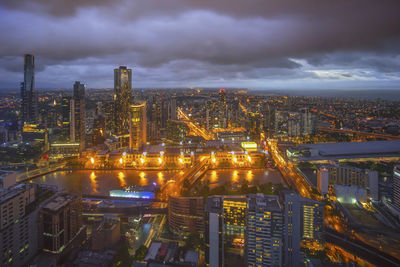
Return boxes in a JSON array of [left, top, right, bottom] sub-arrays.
[[177, 107, 214, 140], [267, 139, 313, 199], [325, 228, 400, 267]]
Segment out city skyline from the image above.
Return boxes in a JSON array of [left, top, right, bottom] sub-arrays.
[[1, 1, 400, 89], [1, 1, 400, 266]]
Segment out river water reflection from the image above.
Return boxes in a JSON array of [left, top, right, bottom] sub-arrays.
[[30, 169, 284, 196]]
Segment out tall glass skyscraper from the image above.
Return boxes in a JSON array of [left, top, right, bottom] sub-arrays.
[[21, 54, 38, 124], [71, 81, 86, 151], [114, 66, 132, 135]]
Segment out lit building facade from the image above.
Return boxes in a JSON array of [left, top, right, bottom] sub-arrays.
[[61, 96, 72, 141], [113, 66, 132, 147], [317, 164, 378, 200], [300, 198, 324, 243], [246, 194, 283, 267], [129, 102, 147, 151]]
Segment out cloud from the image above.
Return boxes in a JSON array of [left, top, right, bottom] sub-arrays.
[[0, 0, 399, 89]]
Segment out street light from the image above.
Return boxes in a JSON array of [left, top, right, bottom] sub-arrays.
[[90, 157, 94, 164]]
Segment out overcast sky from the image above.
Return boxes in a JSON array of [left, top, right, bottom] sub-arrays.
[[0, 0, 399, 90]]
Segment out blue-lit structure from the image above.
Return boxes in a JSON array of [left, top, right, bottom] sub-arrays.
[[109, 186, 155, 199]]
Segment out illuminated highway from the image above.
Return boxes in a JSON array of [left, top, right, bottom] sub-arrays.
[[177, 107, 214, 140], [266, 139, 313, 199]]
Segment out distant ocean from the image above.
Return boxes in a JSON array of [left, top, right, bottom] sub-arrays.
[[1, 88, 400, 100], [251, 89, 400, 100]]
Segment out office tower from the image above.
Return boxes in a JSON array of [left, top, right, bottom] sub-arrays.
[[61, 96, 72, 141], [40, 193, 85, 256], [221, 196, 247, 247], [246, 194, 283, 267], [300, 108, 312, 136], [168, 196, 204, 234], [114, 66, 132, 138], [205, 197, 224, 267], [70, 81, 86, 151], [280, 191, 324, 263], [129, 102, 146, 151], [21, 54, 38, 124], [0, 184, 40, 266], [394, 166, 400, 210], [205, 195, 247, 267], [280, 191, 301, 267]]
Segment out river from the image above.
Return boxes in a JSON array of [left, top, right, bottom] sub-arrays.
[[29, 169, 284, 196]]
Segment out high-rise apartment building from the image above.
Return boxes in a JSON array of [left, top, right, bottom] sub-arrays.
[[300, 198, 324, 243], [393, 166, 400, 211], [300, 108, 313, 136], [40, 193, 85, 257], [280, 191, 301, 267], [129, 102, 146, 151], [246, 194, 283, 267], [70, 81, 86, 151], [21, 54, 38, 124], [114, 66, 132, 147], [280, 190, 324, 267], [0, 184, 40, 266]]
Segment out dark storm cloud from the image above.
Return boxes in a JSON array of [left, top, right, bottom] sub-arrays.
[[0, 0, 399, 88]]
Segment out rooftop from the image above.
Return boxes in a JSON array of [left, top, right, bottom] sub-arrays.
[[0, 183, 34, 204], [42, 193, 78, 212], [290, 140, 400, 161]]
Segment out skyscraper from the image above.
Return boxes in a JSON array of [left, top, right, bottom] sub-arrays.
[[129, 102, 146, 151], [300, 108, 313, 136], [70, 81, 86, 151], [246, 194, 283, 267], [205, 197, 224, 267], [0, 184, 42, 267], [280, 191, 301, 267], [205, 196, 247, 267], [61, 96, 72, 141], [114, 66, 132, 146], [393, 166, 400, 211], [40, 193, 85, 256], [21, 54, 38, 124]]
